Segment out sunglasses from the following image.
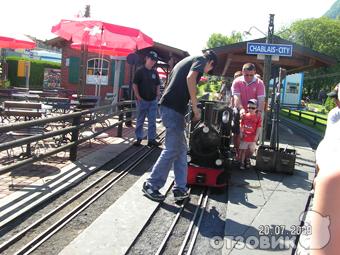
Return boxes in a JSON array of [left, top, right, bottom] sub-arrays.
[[248, 106, 257, 110]]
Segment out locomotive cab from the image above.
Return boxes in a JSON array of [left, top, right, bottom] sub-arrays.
[[187, 100, 232, 188]]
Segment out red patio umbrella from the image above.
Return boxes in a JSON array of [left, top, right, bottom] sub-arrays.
[[51, 19, 154, 96], [0, 34, 36, 49], [51, 19, 153, 54]]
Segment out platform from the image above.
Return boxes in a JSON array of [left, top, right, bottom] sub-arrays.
[[0, 120, 164, 227], [58, 123, 317, 255]]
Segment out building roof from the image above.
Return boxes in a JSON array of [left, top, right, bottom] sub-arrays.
[[206, 35, 337, 77], [46, 37, 189, 65]]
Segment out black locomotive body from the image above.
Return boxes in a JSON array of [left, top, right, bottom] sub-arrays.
[[187, 100, 233, 188]]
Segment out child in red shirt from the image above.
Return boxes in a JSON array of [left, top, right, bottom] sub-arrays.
[[239, 99, 262, 169]]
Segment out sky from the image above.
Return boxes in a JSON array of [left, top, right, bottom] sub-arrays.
[[0, 0, 335, 55]]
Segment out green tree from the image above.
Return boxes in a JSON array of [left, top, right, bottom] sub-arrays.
[[279, 17, 340, 99], [324, 0, 340, 19], [206, 31, 243, 49]]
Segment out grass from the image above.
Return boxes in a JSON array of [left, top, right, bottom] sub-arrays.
[[280, 110, 326, 134]]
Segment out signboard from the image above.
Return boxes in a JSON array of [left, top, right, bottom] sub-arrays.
[[247, 42, 293, 57], [43, 68, 61, 88]]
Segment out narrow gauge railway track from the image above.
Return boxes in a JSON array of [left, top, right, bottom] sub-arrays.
[[129, 187, 211, 255], [0, 133, 165, 255], [159, 188, 210, 255]]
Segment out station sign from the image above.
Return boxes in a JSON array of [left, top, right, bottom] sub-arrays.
[[247, 42, 293, 57]]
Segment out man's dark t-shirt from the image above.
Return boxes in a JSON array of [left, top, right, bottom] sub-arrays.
[[133, 66, 160, 101], [160, 56, 206, 115]]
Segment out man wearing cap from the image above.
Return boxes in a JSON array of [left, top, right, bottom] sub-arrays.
[[132, 51, 161, 146], [142, 50, 218, 202]]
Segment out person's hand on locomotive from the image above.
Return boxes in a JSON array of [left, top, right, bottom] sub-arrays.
[[192, 106, 201, 122]]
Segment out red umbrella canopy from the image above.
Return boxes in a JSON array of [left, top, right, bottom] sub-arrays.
[[51, 19, 154, 55], [0, 34, 36, 49]]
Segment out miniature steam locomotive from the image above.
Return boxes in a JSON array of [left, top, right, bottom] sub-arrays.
[[187, 100, 233, 188]]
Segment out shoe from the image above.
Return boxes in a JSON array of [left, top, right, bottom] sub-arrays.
[[133, 139, 142, 146], [245, 159, 251, 169], [147, 140, 161, 147], [240, 163, 245, 170], [142, 182, 165, 202], [173, 189, 189, 201]]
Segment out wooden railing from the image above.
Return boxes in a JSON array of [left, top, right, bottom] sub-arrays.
[[282, 107, 327, 127], [0, 101, 135, 175]]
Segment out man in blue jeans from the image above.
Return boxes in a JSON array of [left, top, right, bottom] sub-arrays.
[[142, 50, 218, 202], [132, 51, 161, 146]]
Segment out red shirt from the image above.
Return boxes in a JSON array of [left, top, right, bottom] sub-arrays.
[[240, 113, 262, 142]]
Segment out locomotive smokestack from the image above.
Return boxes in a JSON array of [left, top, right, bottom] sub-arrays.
[[204, 102, 214, 126]]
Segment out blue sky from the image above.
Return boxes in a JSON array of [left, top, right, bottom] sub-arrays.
[[1, 0, 335, 55]]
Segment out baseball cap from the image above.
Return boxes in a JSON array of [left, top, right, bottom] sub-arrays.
[[327, 84, 339, 98], [248, 99, 258, 106], [147, 51, 158, 61]]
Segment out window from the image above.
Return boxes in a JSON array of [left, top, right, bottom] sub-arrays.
[[286, 82, 299, 94], [86, 58, 109, 85]]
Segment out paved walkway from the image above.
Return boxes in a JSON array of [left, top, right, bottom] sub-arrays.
[[0, 119, 164, 227], [58, 123, 317, 255]]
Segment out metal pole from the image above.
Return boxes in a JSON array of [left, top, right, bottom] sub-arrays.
[[261, 14, 275, 145]]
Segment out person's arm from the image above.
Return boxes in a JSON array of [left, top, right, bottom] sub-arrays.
[[132, 83, 142, 101], [311, 169, 340, 255], [187, 70, 200, 121]]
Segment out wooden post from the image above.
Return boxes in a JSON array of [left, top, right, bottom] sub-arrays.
[[70, 114, 81, 161], [117, 110, 123, 137]]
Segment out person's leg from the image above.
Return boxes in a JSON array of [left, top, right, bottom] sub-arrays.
[[172, 125, 187, 192], [239, 149, 246, 169], [147, 100, 158, 141], [232, 109, 240, 161], [146, 106, 183, 190], [246, 142, 256, 168], [135, 100, 147, 140]]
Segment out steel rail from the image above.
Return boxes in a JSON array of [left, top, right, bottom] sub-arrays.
[[0, 146, 147, 252], [14, 135, 165, 255], [177, 188, 207, 255], [186, 189, 210, 255], [154, 188, 191, 255], [0, 131, 165, 253]]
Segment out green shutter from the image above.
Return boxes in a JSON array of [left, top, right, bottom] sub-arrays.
[[119, 60, 126, 87], [68, 57, 80, 84], [110, 61, 115, 86]]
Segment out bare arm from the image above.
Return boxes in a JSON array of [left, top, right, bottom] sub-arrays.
[[187, 70, 200, 121], [132, 83, 142, 101]]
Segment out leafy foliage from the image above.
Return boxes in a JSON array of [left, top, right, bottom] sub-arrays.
[[206, 31, 243, 49], [6, 56, 61, 89], [324, 97, 336, 111], [324, 0, 340, 19], [279, 17, 340, 99]]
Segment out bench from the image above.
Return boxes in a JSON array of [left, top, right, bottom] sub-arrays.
[[1, 101, 43, 121], [44, 97, 71, 113], [1, 101, 46, 158]]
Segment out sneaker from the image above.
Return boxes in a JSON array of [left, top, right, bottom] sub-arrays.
[[240, 163, 245, 170], [173, 189, 189, 201], [133, 139, 142, 146], [142, 182, 165, 202], [147, 140, 161, 147], [245, 159, 251, 169]]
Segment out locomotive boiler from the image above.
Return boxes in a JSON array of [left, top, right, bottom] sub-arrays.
[[187, 100, 233, 188]]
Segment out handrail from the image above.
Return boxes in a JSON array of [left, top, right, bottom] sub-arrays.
[[281, 107, 327, 126], [0, 100, 136, 174]]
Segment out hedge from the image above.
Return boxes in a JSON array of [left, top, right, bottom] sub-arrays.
[[6, 56, 61, 90]]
